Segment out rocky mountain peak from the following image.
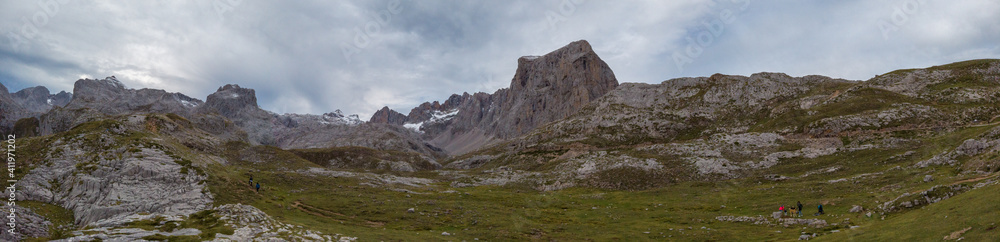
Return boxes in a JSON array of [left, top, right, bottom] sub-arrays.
[[200, 84, 260, 118], [11, 86, 72, 113], [68, 77, 127, 107], [493, 39, 618, 138], [12, 86, 50, 102], [370, 106, 409, 125]]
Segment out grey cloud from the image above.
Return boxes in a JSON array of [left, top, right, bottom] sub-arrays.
[[1, 0, 997, 118]]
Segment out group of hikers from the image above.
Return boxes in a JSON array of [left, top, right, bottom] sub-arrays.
[[779, 201, 824, 217], [249, 174, 260, 192]]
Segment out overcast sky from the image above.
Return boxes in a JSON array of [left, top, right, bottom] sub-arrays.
[[2, 0, 998, 117]]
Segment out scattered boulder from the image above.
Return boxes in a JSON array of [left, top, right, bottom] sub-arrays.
[[780, 218, 828, 228], [944, 227, 972, 240], [849, 205, 863, 213], [924, 175, 934, 182]]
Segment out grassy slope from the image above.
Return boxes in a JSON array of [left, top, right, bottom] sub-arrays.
[[15, 122, 998, 240], [192, 124, 999, 240], [824, 181, 1000, 241], [13, 116, 993, 240]]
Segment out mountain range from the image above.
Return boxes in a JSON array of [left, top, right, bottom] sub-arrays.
[[1, 40, 999, 240]]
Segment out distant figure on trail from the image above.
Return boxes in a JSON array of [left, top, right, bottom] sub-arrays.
[[256, 182, 260, 192], [797, 201, 803, 217], [818, 204, 824, 215], [249, 175, 253, 186], [780, 205, 785, 216]]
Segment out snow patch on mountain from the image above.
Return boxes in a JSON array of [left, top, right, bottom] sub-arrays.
[[403, 109, 459, 133], [404, 122, 424, 133], [180, 99, 198, 108], [280, 110, 364, 127]]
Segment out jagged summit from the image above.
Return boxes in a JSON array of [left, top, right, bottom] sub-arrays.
[[200, 84, 261, 118]]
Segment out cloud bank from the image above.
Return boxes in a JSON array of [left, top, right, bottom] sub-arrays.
[[2, 0, 998, 117]]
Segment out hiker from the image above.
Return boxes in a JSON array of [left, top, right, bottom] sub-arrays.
[[780, 205, 785, 216], [256, 182, 260, 192], [818, 204, 824, 215], [797, 201, 803, 217], [249, 175, 253, 187]]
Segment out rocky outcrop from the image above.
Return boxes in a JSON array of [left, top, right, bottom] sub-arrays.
[[0, 205, 52, 241], [369, 106, 409, 125], [20, 115, 214, 226], [865, 60, 1000, 103], [213, 204, 346, 241]]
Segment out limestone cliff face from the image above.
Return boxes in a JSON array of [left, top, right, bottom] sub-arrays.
[[491, 40, 619, 138], [399, 40, 620, 154]]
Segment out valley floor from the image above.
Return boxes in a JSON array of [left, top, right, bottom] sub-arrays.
[[10, 121, 1000, 241], [192, 163, 997, 241]]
